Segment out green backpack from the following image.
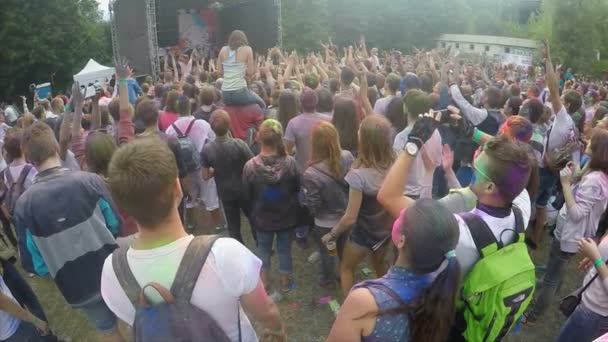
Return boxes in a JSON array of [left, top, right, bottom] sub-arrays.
[[457, 207, 535, 342]]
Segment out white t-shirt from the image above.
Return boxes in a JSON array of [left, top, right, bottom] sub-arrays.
[[455, 189, 531, 276], [101, 236, 262, 342], [165, 116, 216, 153], [0, 276, 21, 340]]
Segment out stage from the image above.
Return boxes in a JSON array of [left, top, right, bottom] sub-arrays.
[[109, 0, 281, 79]]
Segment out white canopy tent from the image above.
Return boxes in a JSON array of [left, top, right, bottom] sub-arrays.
[[73, 59, 115, 87]]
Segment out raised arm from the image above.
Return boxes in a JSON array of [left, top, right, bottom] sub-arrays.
[[449, 80, 488, 126], [544, 40, 563, 114], [115, 58, 135, 145], [356, 62, 373, 116], [378, 112, 440, 218]]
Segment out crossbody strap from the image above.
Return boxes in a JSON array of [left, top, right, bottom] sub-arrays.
[[578, 259, 608, 298]]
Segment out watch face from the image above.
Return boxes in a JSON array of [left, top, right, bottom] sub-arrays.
[[406, 143, 418, 155]]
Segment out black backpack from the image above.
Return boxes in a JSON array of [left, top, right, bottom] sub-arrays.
[[172, 119, 202, 174], [112, 235, 241, 342]]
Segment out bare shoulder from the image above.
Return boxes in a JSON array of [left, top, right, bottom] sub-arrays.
[[342, 287, 378, 316]]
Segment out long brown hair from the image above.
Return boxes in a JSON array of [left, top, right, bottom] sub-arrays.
[[310, 121, 343, 179], [228, 30, 249, 50], [332, 97, 359, 153], [354, 115, 395, 170], [588, 128, 608, 174], [258, 119, 286, 157]]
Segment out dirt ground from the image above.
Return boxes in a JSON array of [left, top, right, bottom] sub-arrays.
[[24, 212, 581, 341]]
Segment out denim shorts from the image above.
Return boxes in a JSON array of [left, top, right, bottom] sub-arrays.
[[79, 298, 118, 334], [537, 167, 558, 207], [349, 226, 389, 251]]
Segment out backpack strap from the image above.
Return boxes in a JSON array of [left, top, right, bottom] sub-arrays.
[[15, 165, 33, 189], [4, 167, 14, 187], [171, 235, 220, 302], [459, 213, 500, 258], [512, 206, 525, 243], [112, 245, 141, 305], [184, 119, 199, 137], [172, 123, 185, 138]]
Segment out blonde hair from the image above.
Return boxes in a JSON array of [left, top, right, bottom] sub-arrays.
[[354, 115, 395, 170], [258, 119, 286, 156], [310, 121, 343, 179]]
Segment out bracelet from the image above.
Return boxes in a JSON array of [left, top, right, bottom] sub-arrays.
[[118, 79, 128, 84], [594, 257, 605, 268], [272, 328, 282, 334], [65, 104, 72, 112], [472, 128, 482, 144]]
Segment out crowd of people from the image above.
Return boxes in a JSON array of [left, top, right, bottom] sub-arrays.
[[1, 29, 608, 341]]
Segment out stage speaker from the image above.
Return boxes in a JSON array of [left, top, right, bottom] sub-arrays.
[[113, 0, 151, 76], [156, 1, 179, 47]]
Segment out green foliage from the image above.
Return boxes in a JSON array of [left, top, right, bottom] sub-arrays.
[[281, 0, 330, 52], [0, 0, 111, 102], [522, 0, 608, 74]]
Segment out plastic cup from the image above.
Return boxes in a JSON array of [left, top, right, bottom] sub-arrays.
[[326, 240, 337, 257]]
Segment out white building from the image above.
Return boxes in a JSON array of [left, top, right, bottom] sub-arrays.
[[436, 34, 538, 67]]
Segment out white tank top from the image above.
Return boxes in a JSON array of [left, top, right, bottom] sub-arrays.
[[222, 47, 247, 91]]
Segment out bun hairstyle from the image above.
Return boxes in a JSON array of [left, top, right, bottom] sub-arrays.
[[392, 199, 461, 342], [258, 119, 286, 157]]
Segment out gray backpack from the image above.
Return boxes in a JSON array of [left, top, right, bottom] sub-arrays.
[[112, 235, 241, 342]]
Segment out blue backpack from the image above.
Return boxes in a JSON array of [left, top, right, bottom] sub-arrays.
[[112, 235, 241, 342]]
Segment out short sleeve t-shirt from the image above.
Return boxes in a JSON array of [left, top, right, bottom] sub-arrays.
[[101, 236, 262, 342], [284, 113, 331, 170], [454, 189, 532, 276], [345, 167, 392, 239], [393, 127, 442, 197], [345, 167, 387, 195], [201, 138, 254, 201], [0, 276, 20, 340], [165, 117, 216, 153]]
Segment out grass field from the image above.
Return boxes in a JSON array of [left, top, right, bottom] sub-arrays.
[[24, 212, 581, 341]]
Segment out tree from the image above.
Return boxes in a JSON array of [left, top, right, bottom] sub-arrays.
[[528, 0, 608, 73], [0, 0, 111, 103], [281, 0, 330, 52]]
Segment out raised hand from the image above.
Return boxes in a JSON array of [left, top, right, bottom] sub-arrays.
[[71, 82, 85, 110], [114, 56, 131, 80], [407, 110, 441, 149], [441, 144, 455, 172]]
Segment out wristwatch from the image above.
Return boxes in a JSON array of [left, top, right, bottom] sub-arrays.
[[405, 142, 419, 156]]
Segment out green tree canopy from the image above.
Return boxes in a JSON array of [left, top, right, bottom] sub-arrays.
[[0, 0, 111, 103]]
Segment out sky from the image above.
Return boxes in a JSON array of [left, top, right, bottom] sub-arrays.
[[98, 0, 110, 19]]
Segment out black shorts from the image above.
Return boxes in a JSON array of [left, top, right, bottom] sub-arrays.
[[349, 226, 390, 251]]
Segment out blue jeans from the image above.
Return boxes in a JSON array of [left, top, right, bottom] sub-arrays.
[[555, 304, 608, 342], [78, 298, 118, 334], [1, 260, 47, 321], [4, 321, 43, 342], [222, 88, 266, 109], [257, 230, 293, 274], [312, 225, 347, 283], [529, 239, 574, 319]]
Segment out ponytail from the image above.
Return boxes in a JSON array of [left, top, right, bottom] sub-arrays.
[[411, 257, 461, 342]]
